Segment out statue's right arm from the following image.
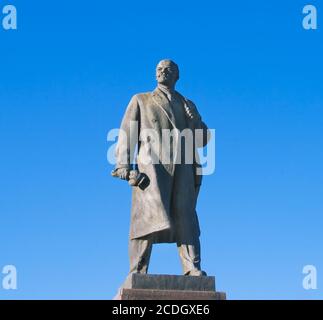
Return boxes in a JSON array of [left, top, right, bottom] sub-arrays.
[[114, 95, 140, 176]]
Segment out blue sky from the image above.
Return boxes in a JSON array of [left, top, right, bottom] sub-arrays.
[[0, 0, 322, 299]]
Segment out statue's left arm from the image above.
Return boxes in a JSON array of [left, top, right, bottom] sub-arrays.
[[186, 100, 211, 148]]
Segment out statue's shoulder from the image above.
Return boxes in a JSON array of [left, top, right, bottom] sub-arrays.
[[176, 91, 196, 107], [134, 91, 152, 98], [186, 98, 196, 107], [132, 91, 154, 104]]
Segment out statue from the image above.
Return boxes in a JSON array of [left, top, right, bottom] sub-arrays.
[[112, 59, 211, 276]]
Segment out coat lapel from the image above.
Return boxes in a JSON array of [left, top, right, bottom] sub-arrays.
[[151, 88, 179, 175], [151, 88, 177, 129]]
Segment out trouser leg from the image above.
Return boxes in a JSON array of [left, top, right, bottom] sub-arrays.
[[129, 236, 153, 274], [177, 236, 201, 275]]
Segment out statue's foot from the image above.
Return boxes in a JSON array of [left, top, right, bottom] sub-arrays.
[[185, 269, 207, 276]]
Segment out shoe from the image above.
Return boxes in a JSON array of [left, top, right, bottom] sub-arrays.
[[185, 269, 207, 276]]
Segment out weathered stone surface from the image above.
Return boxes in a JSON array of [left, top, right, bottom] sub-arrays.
[[115, 288, 226, 300], [113, 274, 226, 300], [123, 273, 216, 291]]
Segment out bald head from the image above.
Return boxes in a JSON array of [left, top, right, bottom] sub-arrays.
[[156, 59, 179, 87]]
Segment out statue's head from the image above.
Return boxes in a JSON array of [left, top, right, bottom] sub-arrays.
[[156, 59, 179, 87]]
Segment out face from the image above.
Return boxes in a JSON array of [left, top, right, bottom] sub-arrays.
[[156, 61, 178, 86]]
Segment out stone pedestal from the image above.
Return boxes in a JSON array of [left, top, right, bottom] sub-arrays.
[[114, 274, 226, 300]]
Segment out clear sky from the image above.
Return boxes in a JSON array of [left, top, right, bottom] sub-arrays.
[[0, 0, 322, 299]]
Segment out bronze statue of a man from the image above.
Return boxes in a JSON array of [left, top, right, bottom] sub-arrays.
[[112, 59, 210, 276]]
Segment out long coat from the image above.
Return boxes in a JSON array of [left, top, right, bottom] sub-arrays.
[[115, 88, 210, 243]]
